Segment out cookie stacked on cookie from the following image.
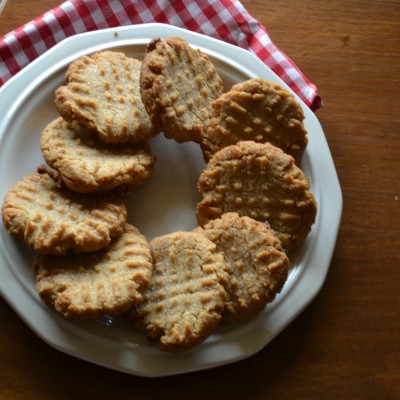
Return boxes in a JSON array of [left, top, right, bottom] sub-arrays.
[[49, 50, 157, 194], [1, 166, 153, 319], [2, 36, 317, 353]]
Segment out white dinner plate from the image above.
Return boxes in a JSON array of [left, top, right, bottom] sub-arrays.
[[0, 23, 342, 377]]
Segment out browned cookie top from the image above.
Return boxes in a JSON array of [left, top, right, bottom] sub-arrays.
[[131, 231, 228, 352], [195, 212, 289, 322], [55, 51, 155, 144], [196, 141, 317, 250], [201, 78, 308, 163], [41, 117, 156, 193], [1, 168, 127, 255], [34, 223, 152, 319], [140, 37, 223, 143]]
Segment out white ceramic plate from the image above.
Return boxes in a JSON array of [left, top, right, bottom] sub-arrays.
[[0, 23, 342, 377]]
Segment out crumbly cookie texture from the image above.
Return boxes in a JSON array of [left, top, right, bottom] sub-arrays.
[[195, 212, 289, 322], [34, 224, 152, 319], [140, 37, 223, 143], [1, 168, 127, 255], [131, 231, 228, 352], [196, 141, 317, 250], [41, 117, 156, 193], [55, 51, 155, 144], [201, 78, 308, 163]]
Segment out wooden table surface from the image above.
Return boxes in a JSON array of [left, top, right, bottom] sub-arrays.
[[1, 1, 399, 399]]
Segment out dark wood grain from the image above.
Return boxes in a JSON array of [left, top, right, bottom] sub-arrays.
[[1, 1, 399, 399]]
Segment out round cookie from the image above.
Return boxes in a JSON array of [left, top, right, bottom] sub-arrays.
[[195, 213, 289, 322], [41, 117, 156, 193], [34, 224, 152, 319], [1, 167, 127, 255], [196, 141, 317, 250], [140, 37, 223, 143], [131, 231, 228, 352], [55, 51, 155, 144], [201, 78, 308, 163]]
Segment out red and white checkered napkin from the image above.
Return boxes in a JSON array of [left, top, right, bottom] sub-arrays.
[[0, 0, 322, 109]]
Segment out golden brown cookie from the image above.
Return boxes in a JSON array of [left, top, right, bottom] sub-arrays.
[[55, 51, 155, 144], [40, 117, 156, 193], [1, 167, 127, 255], [140, 37, 223, 143], [195, 213, 289, 322], [201, 78, 308, 163], [34, 224, 152, 319], [131, 231, 228, 352], [196, 141, 317, 250]]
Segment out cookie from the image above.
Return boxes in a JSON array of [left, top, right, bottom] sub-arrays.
[[196, 141, 317, 250], [1, 167, 127, 255], [140, 37, 223, 143], [201, 78, 308, 163], [195, 213, 289, 322], [34, 223, 152, 319], [40, 117, 156, 193], [131, 231, 228, 352], [55, 51, 155, 144]]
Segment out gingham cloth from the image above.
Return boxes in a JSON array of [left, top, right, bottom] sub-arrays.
[[0, 0, 322, 109]]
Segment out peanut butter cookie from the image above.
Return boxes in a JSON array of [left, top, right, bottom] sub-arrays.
[[34, 224, 152, 319], [196, 141, 317, 250], [55, 51, 155, 143], [195, 213, 289, 322], [201, 78, 308, 163], [131, 231, 228, 352], [41, 117, 156, 193], [1, 167, 127, 255], [140, 37, 223, 143]]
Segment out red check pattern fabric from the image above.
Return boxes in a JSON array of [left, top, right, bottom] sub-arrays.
[[0, 0, 322, 110]]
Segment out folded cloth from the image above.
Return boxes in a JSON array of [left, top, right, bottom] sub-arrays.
[[0, 0, 322, 109]]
